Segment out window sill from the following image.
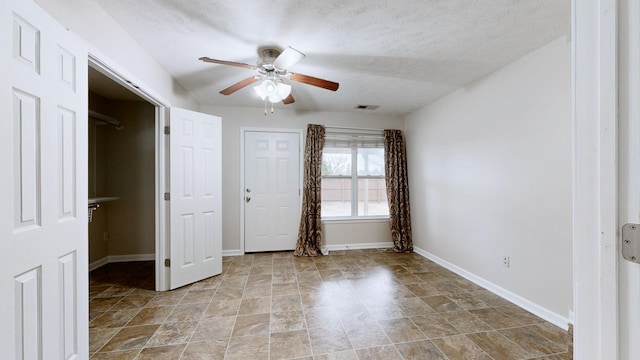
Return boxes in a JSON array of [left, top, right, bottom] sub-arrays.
[[321, 216, 389, 225]]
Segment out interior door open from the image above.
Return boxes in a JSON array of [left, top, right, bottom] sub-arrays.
[[168, 108, 222, 289], [0, 0, 88, 357]]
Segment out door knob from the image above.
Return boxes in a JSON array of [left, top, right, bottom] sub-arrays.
[[245, 196, 251, 203]]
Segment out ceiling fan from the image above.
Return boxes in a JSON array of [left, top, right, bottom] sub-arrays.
[[199, 47, 339, 107]]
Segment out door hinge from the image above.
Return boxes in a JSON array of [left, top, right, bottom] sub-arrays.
[[164, 258, 170, 267], [164, 126, 170, 135], [164, 192, 170, 201], [622, 223, 640, 263]]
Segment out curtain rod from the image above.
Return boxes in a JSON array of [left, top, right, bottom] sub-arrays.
[[325, 125, 384, 131], [324, 125, 386, 133]]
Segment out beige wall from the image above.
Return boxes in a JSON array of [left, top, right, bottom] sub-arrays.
[[405, 37, 572, 320], [199, 105, 404, 252], [105, 100, 156, 256], [88, 93, 156, 263], [88, 92, 109, 263], [322, 220, 391, 248]]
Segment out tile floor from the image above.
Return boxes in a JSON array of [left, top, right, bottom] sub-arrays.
[[89, 249, 571, 359]]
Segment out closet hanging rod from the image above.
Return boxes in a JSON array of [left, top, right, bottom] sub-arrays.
[[88, 109, 124, 130]]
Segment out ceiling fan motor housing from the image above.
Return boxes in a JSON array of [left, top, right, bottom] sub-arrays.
[[259, 48, 282, 70]]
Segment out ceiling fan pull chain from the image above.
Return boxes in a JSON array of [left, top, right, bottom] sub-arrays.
[[264, 99, 268, 116], [271, 102, 275, 114]]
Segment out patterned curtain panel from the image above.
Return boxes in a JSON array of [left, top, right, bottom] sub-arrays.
[[384, 129, 413, 252], [295, 124, 326, 256]]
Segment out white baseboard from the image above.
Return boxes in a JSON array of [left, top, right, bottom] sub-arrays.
[[89, 253, 155, 271], [222, 249, 244, 257], [89, 257, 109, 272], [324, 242, 394, 252], [108, 253, 155, 262], [413, 246, 571, 330], [221, 244, 394, 257]]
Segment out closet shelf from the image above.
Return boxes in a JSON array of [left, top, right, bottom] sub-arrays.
[[88, 197, 118, 223]]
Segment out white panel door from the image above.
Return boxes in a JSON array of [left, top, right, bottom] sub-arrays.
[[169, 108, 222, 290], [244, 131, 301, 252], [0, 0, 88, 358]]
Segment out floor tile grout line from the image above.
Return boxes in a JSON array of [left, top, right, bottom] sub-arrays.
[[266, 255, 274, 360], [466, 330, 537, 359], [523, 323, 572, 350], [221, 255, 247, 359], [90, 325, 124, 355], [175, 264, 224, 358]]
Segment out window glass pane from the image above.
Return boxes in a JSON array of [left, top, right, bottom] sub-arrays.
[[321, 178, 351, 217], [321, 136, 388, 218], [357, 148, 385, 176], [322, 148, 351, 176], [357, 178, 389, 216]]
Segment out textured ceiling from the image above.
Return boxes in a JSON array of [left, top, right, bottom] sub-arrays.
[[93, 0, 570, 116]]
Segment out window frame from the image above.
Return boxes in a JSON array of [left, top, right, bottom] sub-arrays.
[[321, 135, 388, 220]]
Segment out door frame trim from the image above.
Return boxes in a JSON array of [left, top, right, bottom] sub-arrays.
[[617, 1, 640, 358], [87, 49, 171, 291], [239, 127, 303, 254], [572, 0, 619, 357]]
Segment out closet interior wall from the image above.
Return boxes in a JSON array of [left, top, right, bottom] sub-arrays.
[[88, 91, 156, 265]]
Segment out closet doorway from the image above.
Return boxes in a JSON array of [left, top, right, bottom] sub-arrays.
[[87, 57, 222, 291], [88, 65, 157, 287]]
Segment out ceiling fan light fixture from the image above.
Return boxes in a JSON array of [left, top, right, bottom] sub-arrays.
[[254, 85, 266, 100], [254, 79, 291, 104], [261, 79, 278, 97], [276, 82, 291, 100], [268, 95, 282, 103]]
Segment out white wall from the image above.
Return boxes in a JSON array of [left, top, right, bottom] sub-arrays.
[[404, 37, 572, 320], [199, 105, 403, 252], [35, 0, 197, 109]]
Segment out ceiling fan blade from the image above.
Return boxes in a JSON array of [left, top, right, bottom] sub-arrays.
[[273, 47, 305, 70], [199, 57, 257, 70], [282, 94, 295, 104], [220, 76, 259, 95], [290, 73, 339, 91]]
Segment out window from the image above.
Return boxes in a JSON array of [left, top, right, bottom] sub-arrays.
[[321, 132, 389, 218]]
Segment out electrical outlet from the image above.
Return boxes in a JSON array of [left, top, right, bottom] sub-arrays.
[[103, 232, 109, 242], [502, 256, 510, 268]]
